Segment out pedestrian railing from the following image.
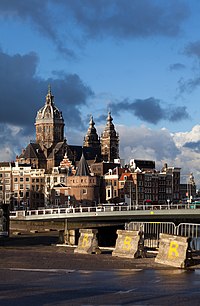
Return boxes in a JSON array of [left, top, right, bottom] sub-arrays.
[[9, 202, 200, 219]]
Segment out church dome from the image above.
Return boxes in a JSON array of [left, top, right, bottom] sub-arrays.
[[36, 86, 64, 124]]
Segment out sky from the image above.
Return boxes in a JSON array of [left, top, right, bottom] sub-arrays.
[[1, 0, 200, 185]]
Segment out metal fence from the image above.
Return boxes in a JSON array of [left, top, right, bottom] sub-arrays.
[[177, 223, 200, 251], [125, 221, 200, 251], [125, 221, 176, 249]]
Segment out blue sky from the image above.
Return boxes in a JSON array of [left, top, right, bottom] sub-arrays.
[[1, 0, 200, 185]]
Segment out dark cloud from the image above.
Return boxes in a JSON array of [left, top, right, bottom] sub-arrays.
[[169, 63, 186, 71], [177, 40, 200, 94], [0, 50, 93, 134], [0, 0, 75, 57], [0, 0, 189, 56], [109, 97, 189, 124], [95, 114, 107, 124], [183, 141, 200, 152], [131, 98, 163, 123], [184, 40, 200, 59], [167, 106, 188, 122], [61, 0, 189, 38], [178, 76, 200, 93]]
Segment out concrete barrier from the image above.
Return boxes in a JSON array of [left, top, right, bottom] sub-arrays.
[[112, 230, 145, 259], [155, 233, 191, 268], [126, 221, 176, 250], [58, 229, 76, 245], [74, 229, 101, 254], [0, 205, 9, 237]]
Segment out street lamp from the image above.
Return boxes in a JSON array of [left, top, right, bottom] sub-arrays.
[[129, 181, 132, 210], [167, 199, 170, 209]]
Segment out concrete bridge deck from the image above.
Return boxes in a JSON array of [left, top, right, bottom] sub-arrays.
[[10, 204, 200, 222]]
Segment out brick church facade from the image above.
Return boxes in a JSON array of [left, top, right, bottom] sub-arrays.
[[12, 87, 120, 207], [16, 86, 120, 172]]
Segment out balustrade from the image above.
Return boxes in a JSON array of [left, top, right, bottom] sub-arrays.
[[9, 203, 200, 219]]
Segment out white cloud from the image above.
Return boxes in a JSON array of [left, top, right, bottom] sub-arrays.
[[172, 125, 200, 147], [118, 124, 179, 162], [0, 124, 31, 161], [118, 124, 200, 187]]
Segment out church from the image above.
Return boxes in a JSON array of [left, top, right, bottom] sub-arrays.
[[16, 86, 120, 173]]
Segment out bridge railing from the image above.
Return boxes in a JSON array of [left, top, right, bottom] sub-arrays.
[[9, 203, 200, 219]]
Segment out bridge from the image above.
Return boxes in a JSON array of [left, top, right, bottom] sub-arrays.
[[10, 203, 200, 228], [9, 204, 200, 246]]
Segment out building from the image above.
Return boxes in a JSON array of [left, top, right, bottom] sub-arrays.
[[130, 159, 155, 172], [104, 167, 122, 203], [117, 162, 181, 206], [179, 173, 196, 202], [67, 152, 100, 206], [17, 87, 119, 172], [161, 163, 181, 203], [14, 87, 119, 207], [0, 162, 14, 206], [101, 112, 119, 162], [0, 87, 187, 209]]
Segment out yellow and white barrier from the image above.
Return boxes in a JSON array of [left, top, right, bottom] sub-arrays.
[[155, 233, 190, 268], [74, 229, 101, 254], [112, 229, 145, 258]]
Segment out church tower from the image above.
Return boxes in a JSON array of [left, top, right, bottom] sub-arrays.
[[35, 86, 64, 150], [83, 115, 100, 148], [101, 111, 119, 162]]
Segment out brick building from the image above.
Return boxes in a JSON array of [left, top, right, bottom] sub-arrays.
[[17, 87, 120, 172], [0, 87, 188, 209]]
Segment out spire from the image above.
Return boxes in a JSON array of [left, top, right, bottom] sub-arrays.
[[45, 85, 54, 105], [83, 115, 100, 148], [75, 151, 90, 176], [89, 115, 94, 127], [105, 111, 114, 131], [48, 84, 51, 95], [101, 111, 119, 162], [102, 111, 116, 136]]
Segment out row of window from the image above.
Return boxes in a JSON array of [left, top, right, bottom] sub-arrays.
[[68, 178, 96, 184], [0, 173, 10, 177]]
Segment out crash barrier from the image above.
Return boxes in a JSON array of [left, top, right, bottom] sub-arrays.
[[58, 229, 76, 245], [155, 233, 191, 268], [0, 204, 9, 237], [177, 223, 200, 251], [112, 229, 145, 259], [126, 221, 176, 249], [74, 229, 101, 254]]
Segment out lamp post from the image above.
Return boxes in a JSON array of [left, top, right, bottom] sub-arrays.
[[129, 181, 132, 210], [167, 199, 170, 209], [44, 183, 53, 208], [181, 173, 196, 206]]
